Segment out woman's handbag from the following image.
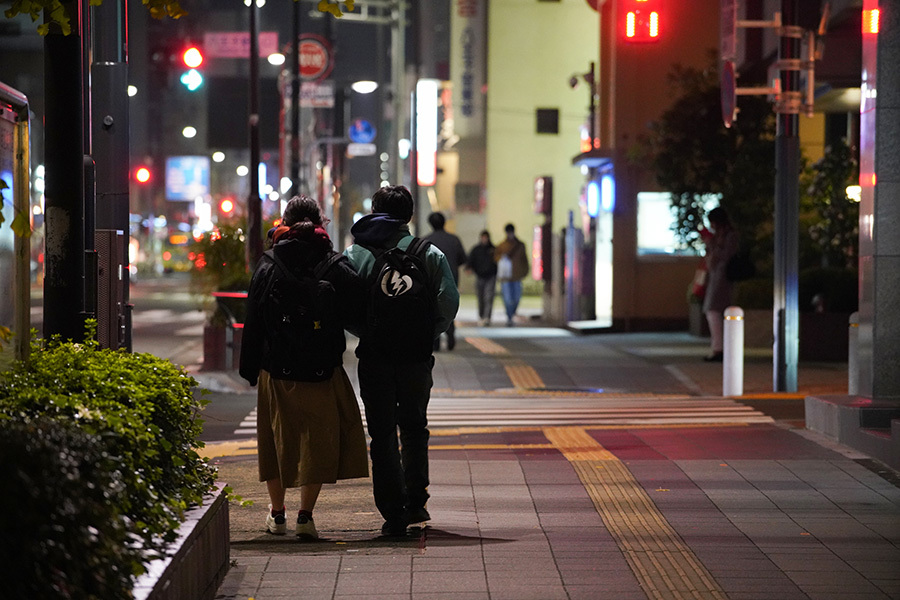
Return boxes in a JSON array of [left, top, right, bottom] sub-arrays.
[[692, 261, 708, 299]]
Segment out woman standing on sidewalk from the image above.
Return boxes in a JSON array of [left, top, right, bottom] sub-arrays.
[[239, 195, 369, 540], [701, 207, 739, 362]]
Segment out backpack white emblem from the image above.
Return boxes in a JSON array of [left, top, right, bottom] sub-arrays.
[[380, 269, 413, 296]]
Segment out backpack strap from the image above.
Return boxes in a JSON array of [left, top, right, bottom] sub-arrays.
[[406, 236, 432, 258], [265, 249, 308, 288], [313, 252, 346, 279]]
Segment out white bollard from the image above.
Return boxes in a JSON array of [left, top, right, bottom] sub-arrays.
[[723, 306, 744, 397], [848, 311, 859, 395]]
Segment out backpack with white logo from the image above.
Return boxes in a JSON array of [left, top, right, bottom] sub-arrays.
[[361, 237, 436, 362], [262, 249, 345, 381]]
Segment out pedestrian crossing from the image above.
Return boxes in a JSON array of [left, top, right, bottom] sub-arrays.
[[230, 393, 772, 438]]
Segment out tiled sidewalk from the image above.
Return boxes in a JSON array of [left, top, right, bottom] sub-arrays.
[[215, 425, 900, 600]]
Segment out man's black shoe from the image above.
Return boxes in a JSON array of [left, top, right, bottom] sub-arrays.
[[381, 519, 409, 537], [407, 507, 431, 524]]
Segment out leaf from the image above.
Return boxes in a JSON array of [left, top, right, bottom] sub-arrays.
[[11, 210, 32, 239]]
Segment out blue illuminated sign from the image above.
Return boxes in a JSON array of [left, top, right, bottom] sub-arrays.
[[348, 119, 376, 144], [166, 156, 210, 201]]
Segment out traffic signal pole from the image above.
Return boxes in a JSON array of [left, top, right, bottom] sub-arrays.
[[773, 0, 801, 392], [92, 0, 132, 350]]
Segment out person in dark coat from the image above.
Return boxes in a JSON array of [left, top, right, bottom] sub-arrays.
[[423, 212, 467, 350], [239, 195, 369, 540], [467, 230, 497, 326], [701, 206, 739, 362]]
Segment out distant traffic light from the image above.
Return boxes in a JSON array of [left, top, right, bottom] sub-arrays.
[[182, 46, 203, 68], [134, 166, 152, 184], [219, 197, 235, 215], [624, 0, 661, 42], [180, 45, 204, 91]]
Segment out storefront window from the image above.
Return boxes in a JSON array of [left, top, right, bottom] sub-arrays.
[[636, 192, 720, 255]]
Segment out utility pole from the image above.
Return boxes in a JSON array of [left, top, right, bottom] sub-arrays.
[[43, 0, 87, 342], [247, 0, 263, 270], [290, 0, 301, 197], [773, 0, 801, 392], [721, 0, 805, 392]]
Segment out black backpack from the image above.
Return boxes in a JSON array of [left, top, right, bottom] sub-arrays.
[[261, 249, 346, 382], [361, 237, 436, 362]]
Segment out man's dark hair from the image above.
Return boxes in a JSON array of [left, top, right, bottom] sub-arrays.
[[504, 223, 516, 234], [282, 195, 324, 226], [428, 212, 446, 230], [372, 185, 414, 223]]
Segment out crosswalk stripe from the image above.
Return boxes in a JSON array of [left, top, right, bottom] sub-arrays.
[[229, 395, 772, 437]]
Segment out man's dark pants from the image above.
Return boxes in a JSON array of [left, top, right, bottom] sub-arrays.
[[358, 356, 434, 523]]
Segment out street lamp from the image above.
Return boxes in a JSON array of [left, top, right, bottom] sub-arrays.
[[351, 80, 378, 94], [569, 62, 598, 150]]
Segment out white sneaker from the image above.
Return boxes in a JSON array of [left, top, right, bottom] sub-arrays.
[[296, 514, 318, 540], [266, 505, 287, 535]]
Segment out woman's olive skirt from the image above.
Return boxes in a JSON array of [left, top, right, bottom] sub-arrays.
[[257, 367, 369, 487]]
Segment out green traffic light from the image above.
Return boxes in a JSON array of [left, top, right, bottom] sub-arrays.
[[180, 69, 203, 91]]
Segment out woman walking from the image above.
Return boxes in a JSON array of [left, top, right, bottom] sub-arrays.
[[239, 195, 369, 540]]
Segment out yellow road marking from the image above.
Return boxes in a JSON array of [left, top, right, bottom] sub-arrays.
[[200, 439, 258, 459], [464, 337, 509, 355], [503, 361, 545, 389], [543, 426, 727, 600]]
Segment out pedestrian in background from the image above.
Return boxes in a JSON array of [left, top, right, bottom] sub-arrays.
[[701, 206, 739, 362], [344, 185, 459, 536], [494, 223, 529, 326], [467, 229, 497, 326], [423, 212, 467, 350], [239, 195, 369, 540]]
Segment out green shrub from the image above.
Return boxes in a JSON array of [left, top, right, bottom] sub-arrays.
[[0, 332, 217, 565], [0, 418, 142, 599]]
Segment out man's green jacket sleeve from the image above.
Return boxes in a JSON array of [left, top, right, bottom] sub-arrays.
[[428, 246, 460, 337]]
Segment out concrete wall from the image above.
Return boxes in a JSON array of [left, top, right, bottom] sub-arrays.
[[485, 0, 599, 257]]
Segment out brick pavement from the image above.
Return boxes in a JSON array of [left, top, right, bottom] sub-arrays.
[[209, 311, 899, 600]]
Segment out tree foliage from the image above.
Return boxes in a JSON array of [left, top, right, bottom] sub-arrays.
[[4, 0, 357, 34], [638, 56, 776, 253], [4, 0, 186, 35], [801, 138, 859, 269]]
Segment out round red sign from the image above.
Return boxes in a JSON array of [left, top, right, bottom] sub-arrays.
[[298, 36, 332, 81]]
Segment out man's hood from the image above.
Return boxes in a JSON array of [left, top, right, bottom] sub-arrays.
[[350, 213, 407, 246]]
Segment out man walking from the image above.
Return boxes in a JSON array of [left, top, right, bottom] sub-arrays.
[[344, 185, 459, 536], [467, 230, 497, 326], [423, 212, 466, 349], [494, 223, 529, 326]]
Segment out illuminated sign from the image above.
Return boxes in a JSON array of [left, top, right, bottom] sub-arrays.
[[416, 79, 439, 187]]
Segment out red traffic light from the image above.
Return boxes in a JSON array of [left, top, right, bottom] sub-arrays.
[[219, 198, 235, 214], [135, 166, 151, 184], [182, 46, 203, 68], [624, 0, 661, 42]]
